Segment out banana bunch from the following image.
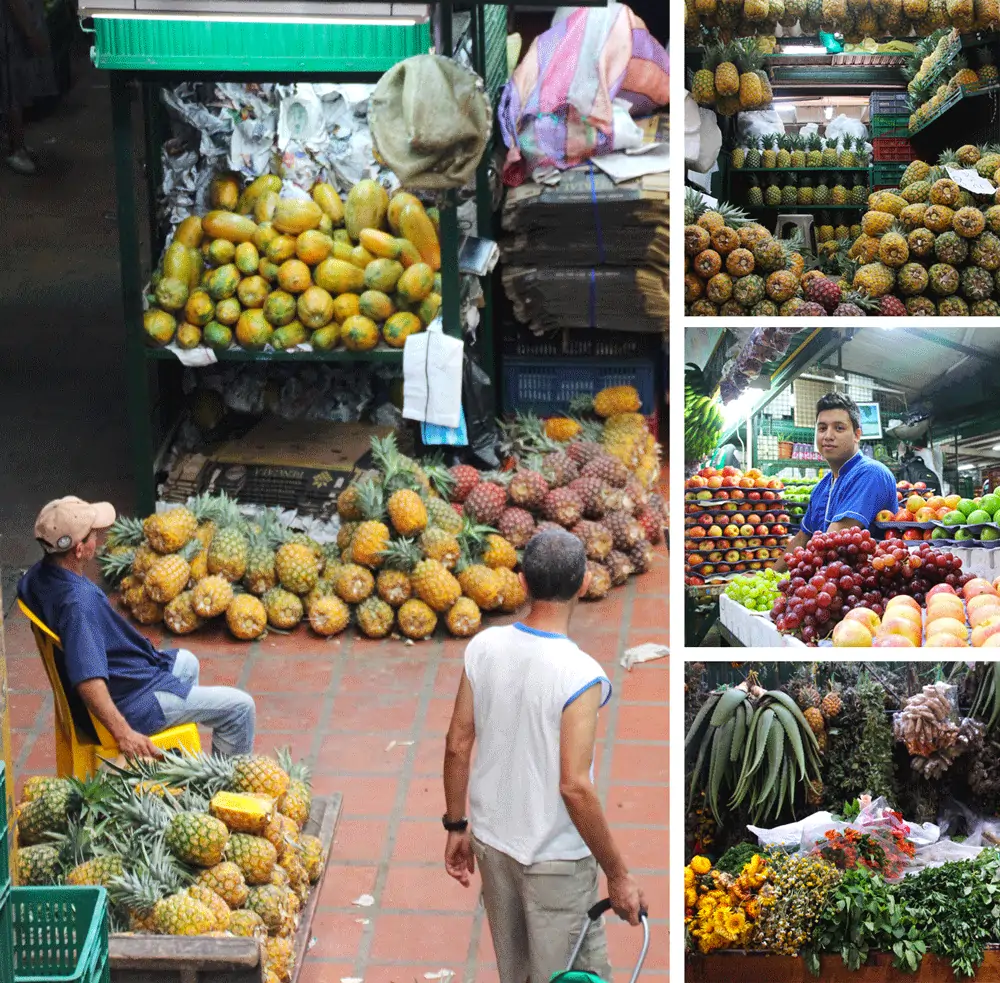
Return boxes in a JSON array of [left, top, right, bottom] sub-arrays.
[[971, 661, 1000, 733], [685, 363, 724, 465], [892, 682, 957, 757], [912, 718, 984, 780], [686, 684, 822, 824]]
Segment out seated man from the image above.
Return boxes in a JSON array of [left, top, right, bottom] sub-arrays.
[[18, 496, 256, 758]]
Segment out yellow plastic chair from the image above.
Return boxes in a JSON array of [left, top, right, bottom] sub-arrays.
[[16, 598, 201, 779]]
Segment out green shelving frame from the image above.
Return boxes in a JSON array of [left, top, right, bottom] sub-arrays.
[[97, 3, 506, 513]]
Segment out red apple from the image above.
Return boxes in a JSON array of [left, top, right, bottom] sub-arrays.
[[876, 510, 894, 522], [844, 607, 880, 635], [927, 583, 957, 599], [833, 620, 874, 647]]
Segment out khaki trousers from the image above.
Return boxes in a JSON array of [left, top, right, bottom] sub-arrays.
[[472, 834, 613, 983]]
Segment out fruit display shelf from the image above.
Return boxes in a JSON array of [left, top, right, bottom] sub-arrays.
[[909, 82, 1000, 137], [731, 167, 872, 173], [146, 346, 403, 363]]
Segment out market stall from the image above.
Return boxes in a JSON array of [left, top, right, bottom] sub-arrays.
[[685, 326, 1000, 646], [684, 18, 1000, 317], [685, 661, 1000, 980]]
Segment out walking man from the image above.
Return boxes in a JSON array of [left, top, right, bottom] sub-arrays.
[[442, 529, 645, 983]]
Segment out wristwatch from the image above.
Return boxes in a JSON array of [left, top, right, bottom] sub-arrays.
[[442, 814, 469, 833]]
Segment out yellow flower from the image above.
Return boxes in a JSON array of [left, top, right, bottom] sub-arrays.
[[745, 898, 761, 920], [684, 867, 696, 887], [685, 887, 698, 908], [690, 855, 712, 875]]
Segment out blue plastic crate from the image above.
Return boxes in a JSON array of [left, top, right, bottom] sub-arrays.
[[502, 357, 656, 415], [870, 91, 910, 114]]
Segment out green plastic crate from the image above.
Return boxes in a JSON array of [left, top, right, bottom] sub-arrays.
[[11, 887, 109, 983], [872, 162, 906, 187], [0, 762, 9, 898], [91, 16, 432, 73], [871, 114, 909, 136], [1, 882, 12, 983]]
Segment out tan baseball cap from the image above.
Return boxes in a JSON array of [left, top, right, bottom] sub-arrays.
[[35, 496, 116, 554]]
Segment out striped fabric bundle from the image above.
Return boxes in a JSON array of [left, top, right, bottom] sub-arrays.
[[498, 3, 669, 184]]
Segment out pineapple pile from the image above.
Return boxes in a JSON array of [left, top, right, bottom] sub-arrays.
[[684, 190, 812, 316], [905, 31, 996, 130], [143, 172, 443, 356], [689, 39, 773, 115], [832, 146, 1000, 316], [14, 749, 324, 983], [684, 0, 998, 43]]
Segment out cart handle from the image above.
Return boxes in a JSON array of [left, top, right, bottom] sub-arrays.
[[579, 898, 650, 983], [587, 898, 649, 922]]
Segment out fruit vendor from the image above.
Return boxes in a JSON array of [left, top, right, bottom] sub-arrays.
[[442, 529, 645, 983], [774, 393, 897, 574], [18, 496, 256, 758]]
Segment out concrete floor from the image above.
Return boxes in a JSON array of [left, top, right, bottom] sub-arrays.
[[1, 43, 133, 596]]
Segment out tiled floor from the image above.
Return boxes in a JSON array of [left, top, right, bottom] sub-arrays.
[[2, 548, 667, 983]]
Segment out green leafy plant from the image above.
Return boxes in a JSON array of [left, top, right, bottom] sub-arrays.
[[807, 867, 925, 976]]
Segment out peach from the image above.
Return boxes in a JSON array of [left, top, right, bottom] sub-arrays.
[[926, 598, 967, 623], [832, 620, 874, 647], [873, 634, 916, 647], [926, 617, 969, 642], [964, 578, 998, 601], [928, 633, 968, 648], [927, 583, 957, 599], [983, 634, 1000, 647], [967, 593, 998, 616], [844, 607, 880, 635], [972, 615, 1000, 648], [886, 595, 921, 613], [878, 616, 921, 647], [971, 604, 1000, 629]]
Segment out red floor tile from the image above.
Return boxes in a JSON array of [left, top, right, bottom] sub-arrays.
[[370, 913, 475, 963], [255, 694, 325, 732], [317, 864, 379, 909], [331, 820, 389, 863], [609, 825, 669, 871], [630, 596, 668, 631], [195, 655, 249, 688], [391, 820, 446, 864], [296, 962, 359, 983], [21, 730, 57, 774], [381, 865, 482, 913], [613, 704, 668, 743], [608, 744, 668, 784], [254, 730, 313, 761], [246, 656, 333, 693], [474, 966, 501, 983], [442, 638, 472, 660], [339, 657, 430, 695], [6, 657, 49, 692], [314, 775, 399, 817], [7, 692, 45, 730], [411, 736, 447, 777], [328, 691, 420, 734], [259, 631, 348, 658], [580, 632, 625, 668], [403, 775, 445, 819], [360, 966, 467, 983], [606, 785, 668, 824], [308, 911, 368, 960], [606, 918, 668, 971], [433, 661, 464, 696], [315, 733, 413, 774], [422, 697, 457, 736], [619, 666, 668, 704]]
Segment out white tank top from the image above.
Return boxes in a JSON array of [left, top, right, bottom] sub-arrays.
[[465, 623, 611, 865]]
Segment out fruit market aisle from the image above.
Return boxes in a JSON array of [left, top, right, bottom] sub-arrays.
[[3, 546, 668, 983]]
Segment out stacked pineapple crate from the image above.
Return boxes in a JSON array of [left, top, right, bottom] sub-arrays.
[[870, 91, 915, 190]]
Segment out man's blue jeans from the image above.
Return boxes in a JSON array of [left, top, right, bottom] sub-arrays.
[[155, 649, 256, 757]]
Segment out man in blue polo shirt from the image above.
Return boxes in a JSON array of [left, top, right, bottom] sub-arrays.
[[18, 496, 256, 758], [774, 392, 897, 573]]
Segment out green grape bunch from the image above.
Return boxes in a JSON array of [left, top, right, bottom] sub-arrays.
[[725, 567, 784, 613]]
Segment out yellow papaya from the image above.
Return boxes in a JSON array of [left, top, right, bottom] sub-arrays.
[[210, 172, 241, 211], [331, 293, 361, 323], [341, 315, 380, 351], [184, 290, 215, 327], [383, 312, 421, 348], [203, 321, 233, 350], [318, 214, 333, 235], [359, 229, 401, 259], [236, 310, 273, 350], [208, 239, 236, 267], [396, 263, 435, 303], [345, 179, 389, 240], [433, 273, 442, 294], [264, 290, 298, 327], [273, 198, 324, 235], [427, 207, 441, 235], [297, 286, 335, 330], [296, 230, 332, 265], [350, 246, 375, 270], [214, 298, 242, 326], [144, 309, 176, 346], [174, 216, 204, 248], [364, 258, 404, 293], [235, 242, 260, 276], [237, 174, 282, 215], [358, 290, 396, 322], [312, 183, 345, 226], [237, 275, 270, 309], [399, 205, 440, 270], [272, 321, 310, 350], [163, 242, 192, 283], [258, 258, 280, 283], [186, 248, 204, 293], [155, 277, 189, 312], [314, 258, 365, 295], [253, 223, 278, 253], [266, 235, 297, 264], [207, 264, 240, 302], [311, 323, 341, 351], [332, 240, 356, 263], [203, 210, 258, 244], [254, 190, 279, 224], [418, 292, 442, 325], [333, 229, 352, 245], [387, 192, 423, 233], [176, 322, 203, 349], [277, 259, 312, 294], [397, 239, 423, 269]]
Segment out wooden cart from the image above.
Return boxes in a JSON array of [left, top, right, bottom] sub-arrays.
[[109, 793, 341, 983]]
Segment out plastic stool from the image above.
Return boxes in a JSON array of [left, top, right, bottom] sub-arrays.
[[774, 213, 815, 251]]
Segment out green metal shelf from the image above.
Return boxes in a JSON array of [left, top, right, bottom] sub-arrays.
[[91, 17, 432, 73], [145, 346, 403, 362], [746, 204, 866, 210], [732, 167, 870, 173], [909, 83, 1000, 136]]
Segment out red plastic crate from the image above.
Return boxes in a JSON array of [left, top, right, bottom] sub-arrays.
[[872, 137, 916, 162]]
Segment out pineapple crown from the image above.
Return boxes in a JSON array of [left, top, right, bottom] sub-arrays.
[[104, 515, 146, 549], [276, 746, 312, 786], [456, 517, 496, 563], [98, 547, 137, 587], [354, 479, 388, 522], [377, 536, 422, 572], [421, 456, 457, 500]]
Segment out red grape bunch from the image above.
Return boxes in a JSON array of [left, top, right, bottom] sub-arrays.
[[770, 529, 972, 645]]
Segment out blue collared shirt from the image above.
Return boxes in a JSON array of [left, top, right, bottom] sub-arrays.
[[18, 562, 192, 735], [800, 451, 897, 536]]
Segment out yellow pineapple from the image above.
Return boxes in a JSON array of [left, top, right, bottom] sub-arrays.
[[544, 418, 582, 442], [144, 541, 199, 603], [226, 834, 278, 885], [131, 543, 159, 581], [334, 563, 374, 604], [337, 521, 359, 553], [276, 749, 312, 828], [456, 564, 502, 611], [196, 861, 249, 908], [275, 540, 320, 595], [495, 567, 527, 613], [482, 534, 518, 570], [376, 568, 413, 607], [130, 587, 165, 625], [244, 884, 291, 934], [192, 574, 234, 618], [185, 885, 232, 931], [411, 559, 462, 612], [397, 598, 438, 639], [418, 527, 461, 569], [446, 597, 482, 637], [350, 480, 391, 568], [356, 596, 395, 638], [308, 595, 351, 636], [263, 813, 300, 860], [155, 892, 217, 935], [210, 791, 275, 835], [593, 385, 641, 418], [299, 834, 325, 882], [226, 594, 267, 640], [262, 587, 304, 629], [163, 590, 203, 635], [337, 483, 364, 521], [207, 524, 249, 581], [227, 909, 266, 939], [144, 506, 198, 554], [387, 489, 428, 536], [264, 936, 295, 983]]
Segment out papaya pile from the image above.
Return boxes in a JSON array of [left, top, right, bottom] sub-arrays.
[[145, 173, 443, 354]]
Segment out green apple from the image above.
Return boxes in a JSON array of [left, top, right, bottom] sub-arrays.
[[958, 498, 978, 517], [967, 509, 992, 524], [956, 528, 976, 541], [931, 526, 952, 540], [942, 510, 967, 526], [982, 527, 1000, 542], [981, 494, 1000, 516]]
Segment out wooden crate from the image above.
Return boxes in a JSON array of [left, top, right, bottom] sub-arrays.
[[109, 793, 342, 983], [687, 950, 1000, 982]]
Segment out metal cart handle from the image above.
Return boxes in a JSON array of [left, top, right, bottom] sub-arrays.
[[569, 898, 650, 983]]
